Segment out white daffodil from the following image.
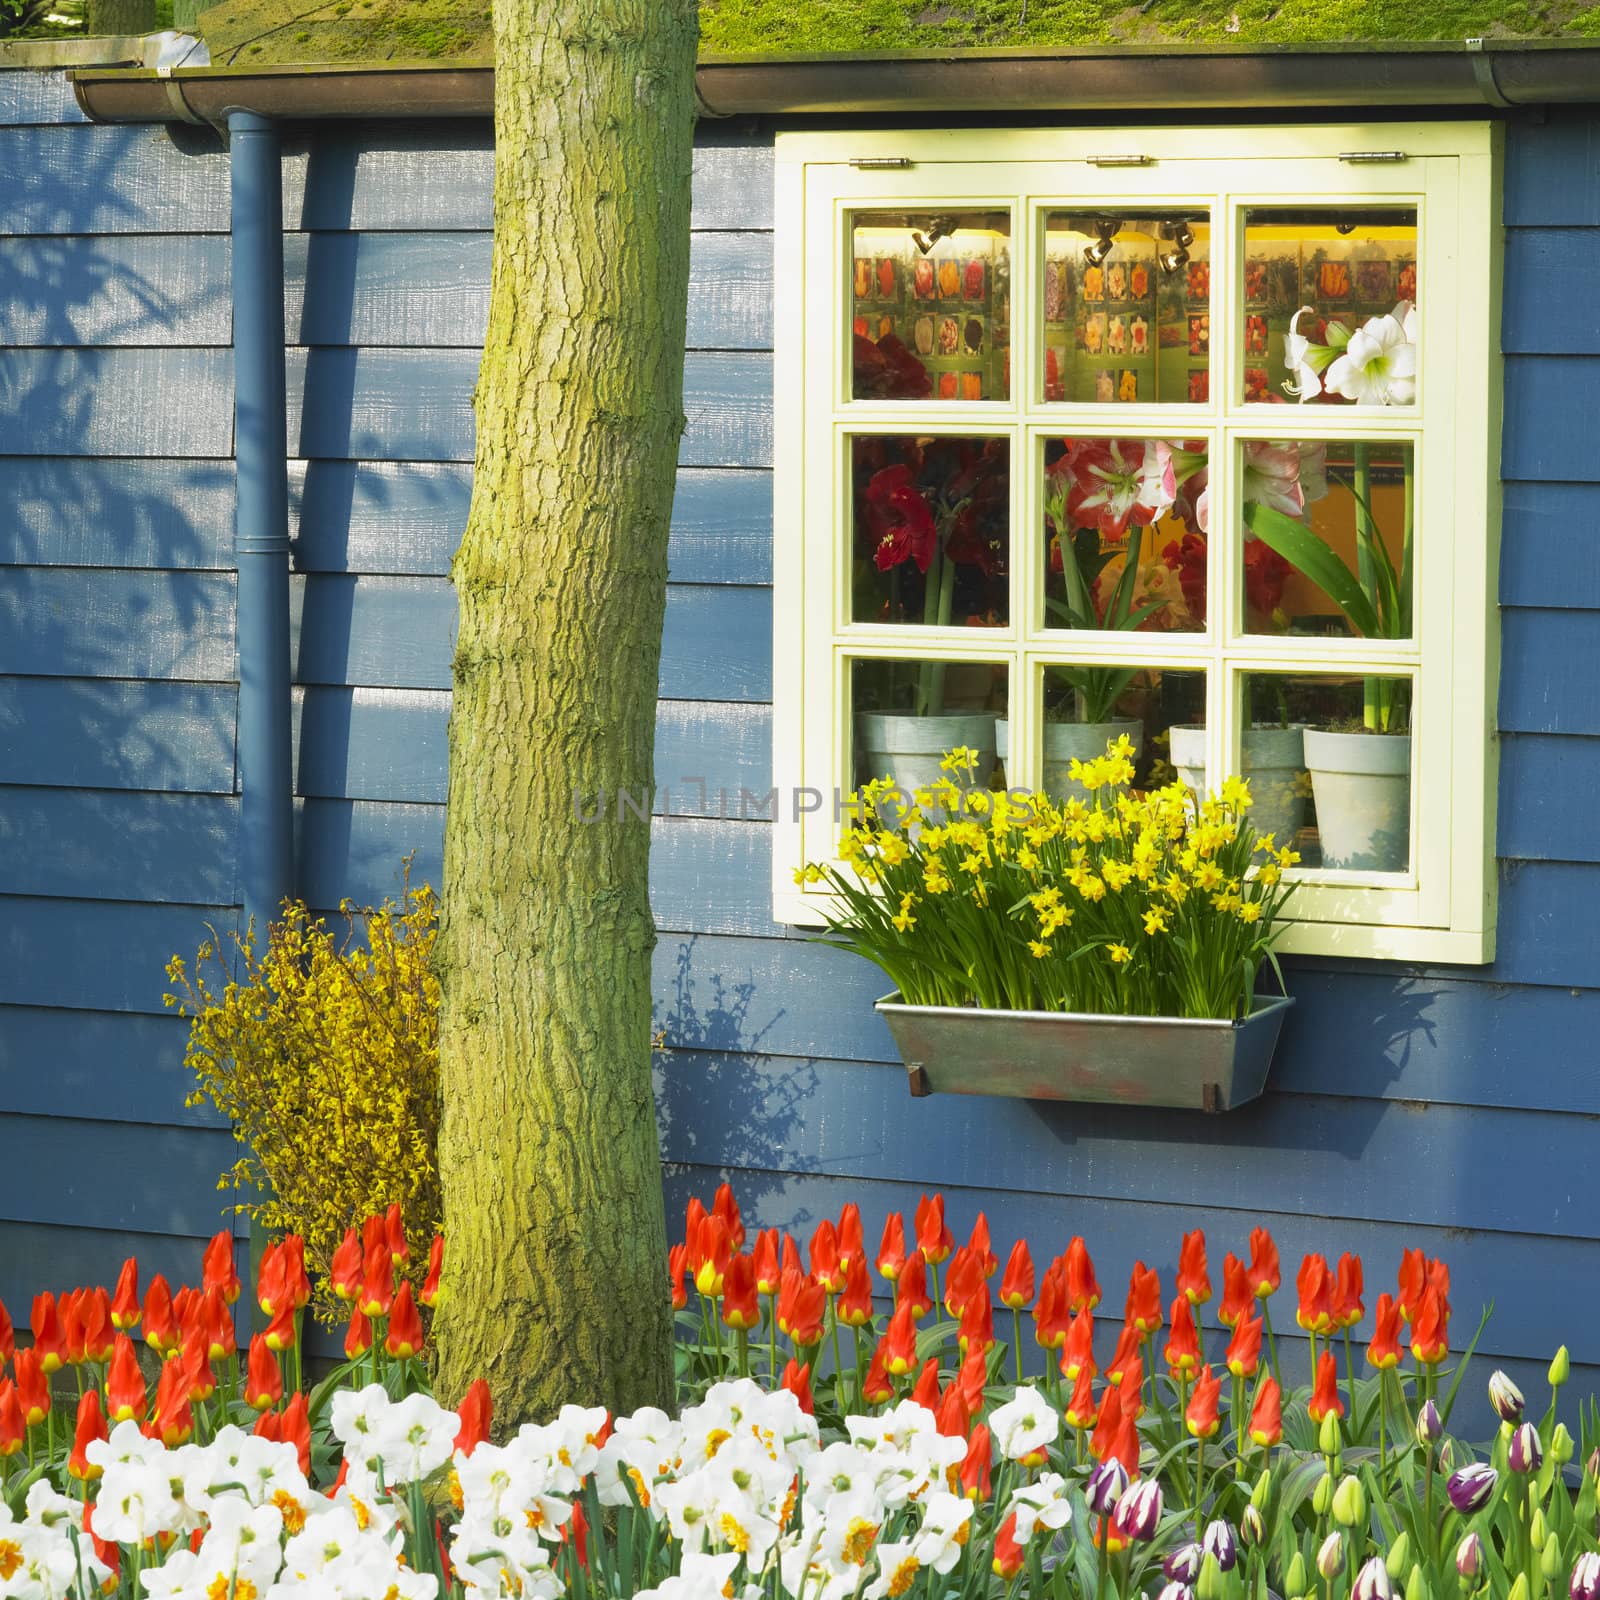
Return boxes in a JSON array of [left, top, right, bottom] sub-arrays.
[[634, 1551, 744, 1600], [654, 1469, 722, 1553], [1008, 1471, 1074, 1541], [373, 1392, 459, 1485], [990, 1385, 1060, 1462], [803, 1441, 881, 1514], [327, 1383, 395, 1471], [911, 1490, 975, 1574], [450, 1519, 562, 1600], [816, 1486, 884, 1571], [865, 1538, 924, 1600], [191, 1498, 288, 1597], [1325, 302, 1417, 405]]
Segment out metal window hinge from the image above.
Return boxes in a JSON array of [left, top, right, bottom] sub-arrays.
[[1339, 151, 1410, 163], [849, 157, 913, 169], [1087, 154, 1153, 167]]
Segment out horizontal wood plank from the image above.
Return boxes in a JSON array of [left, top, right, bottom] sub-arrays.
[[298, 798, 443, 908], [291, 573, 456, 690], [0, 1224, 222, 1323], [0, 1006, 221, 1127], [687, 232, 773, 351], [286, 346, 475, 462], [690, 129, 775, 231], [291, 459, 471, 574], [1502, 229, 1600, 356], [1505, 119, 1600, 228], [1500, 609, 1600, 733], [660, 585, 772, 702], [682, 352, 774, 469], [0, 69, 89, 126], [1499, 733, 1600, 861], [294, 685, 448, 802], [1503, 357, 1600, 481], [648, 816, 789, 938], [654, 702, 773, 817], [0, 348, 233, 457], [1499, 482, 1600, 609], [0, 677, 235, 792], [668, 468, 773, 585], [283, 127, 491, 231]]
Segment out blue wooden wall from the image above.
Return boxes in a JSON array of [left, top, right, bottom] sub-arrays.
[[1, 70, 1597, 1414]]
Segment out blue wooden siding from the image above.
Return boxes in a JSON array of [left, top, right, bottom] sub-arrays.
[[1, 63, 1598, 1409]]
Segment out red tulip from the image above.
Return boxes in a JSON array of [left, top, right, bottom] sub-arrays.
[[343, 1306, 373, 1360], [837, 1254, 874, 1329], [781, 1233, 803, 1280], [1396, 1246, 1426, 1321], [144, 1276, 183, 1359], [1164, 1295, 1201, 1374], [14, 1347, 49, 1425], [1333, 1253, 1364, 1329], [172, 1286, 201, 1342], [809, 1220, 842, 1293], [880, 1297, 919, 1376], [1089, 1374, 1123, 1460], [0, 1295, 12, 1366], [752, 1230, 781, 1296], [1104, 1322, 1141, 1388], [956, 1345, 987, 1416], [253, 1409, 280, 1443], [1065, 1238, 1102, 1313], [358, 1241, 395, 1318], [876, 1213, 907, 1281], [1178, 1229, 1212, 1306], [1410, 1283, 1449, 1367], [1116, 1352, 1145, 1421], [1218, 1252, 1251, 1328], [202, 1229, 241, 1306], [957, 1293, 993, 1356], [959, 1422, 992, 1499], [280, 1236, 311, 1310], [263, 1299, 298, 1354], [1248, 1227, 1281, 1299], [67, 1388, 107, 1480], [992, 1512, 1024, 1580], [245, 1333, 283, 1410], [362, 1211, 387, 1262], [149, 1358, 193, 1447], [667, 1243, 687, 1311], [109, 1258, 140, 1331], [1248, 1375, 1283, 1447], [1186, 1365, 1222, 1438], [1125, 1263, 1162, 1335], [199, 1286, 235, 1362], [385, 1203, 409, 1267], [1295, 1253, 1335, 1334], [942, 1247, 985, 1319], [1366, 1293, 1403, 1370], [837, 1204, 864, 1270], [896, 1254, 933, 1320], [256, 1241, 284, 1316], [1032, 1262, 1069, 1349], [720, 1254, 760, 1332], [180, 1325, 216, 1403], [967, 1214, 998, 1278], [775, 1268, 825, 1347], [0, 1381, 26, 1457], [915, 1194, 953, 1265], [1064, 1369, 1098, 1430], [1109, 1412, 1141, 1477], [58, 1289, 87, 1367], [780, 1358, 814, 1416], [1061, 1307, 1096, 1383], [999, 1241, 1034, 1310], [1307, 1350, 1344, 1422], [1225, 1307, 1263, 1379], [279, 1391, 311, 1475], [82, 1287, 114, 1363], [386, 1281, 425, 1359], [106, 1334, 146, 1422], [861, 1342, 893, 1405], [712, 1183, 744, 1251], [419, 1234, 445, 1309], [454, 1378, 493, 1455], [330, 1229, 364, 1302], [934, 1382, 969, 1440], [691, 1216, 731, 1298], [909, 1356, 941, 1410]]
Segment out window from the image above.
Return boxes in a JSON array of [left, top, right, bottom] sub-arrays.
[[772, 124, 1501, 963]]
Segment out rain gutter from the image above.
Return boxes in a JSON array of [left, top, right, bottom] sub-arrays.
[[69, 40, 1600, 124]]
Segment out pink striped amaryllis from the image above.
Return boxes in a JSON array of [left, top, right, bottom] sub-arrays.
[[1049, 438, 1177, 541], [864, 463, 939, 573], [1196, 439, 1328, 535]]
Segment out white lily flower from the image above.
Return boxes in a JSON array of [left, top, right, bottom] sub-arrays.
[[990, 1385, 1060, 1461], [1325, 302, 1417, 404]]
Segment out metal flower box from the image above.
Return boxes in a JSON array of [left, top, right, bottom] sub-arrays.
[[875, 992, 1295, 1112]]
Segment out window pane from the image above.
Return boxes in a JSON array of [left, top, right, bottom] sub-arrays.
[[1230, 673, 1412, 871], [1043, 437, 1207, 634], [1236, 438, 1413, 639], [852, 658, 1008, 804], [850, 436, 1009, 625], [1024, 664, 1206, 801], [1042, 211, 1210, 404], [1241, 207, 1418, 405], [850, 211, 1011, 401]]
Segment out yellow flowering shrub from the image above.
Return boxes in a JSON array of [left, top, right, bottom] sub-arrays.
[[800, 738, 1299, 1020], [165, 875, 441, 1320]]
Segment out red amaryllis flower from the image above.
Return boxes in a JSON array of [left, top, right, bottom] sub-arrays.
[[780, 1358, 814, 1416], [106, 1334, 146, 1422], [1061, 1307, 1096, 1382], [1248, 1228, 1281, 1299], [1225, 1307, 1263, 1379], [1065, 1237, 1102, 1313], [343, 1305, 373, 1360], [386, 1281, 425, 1359], [1163, 534, 1208, 622], [1178, 1230, 1212, 1306], [31, 1292, 66, 1374], [809, 1219, 843, 1293], [861, 1342, 894, 1406], [897, 1253, 933, 1320], [279, 1392, 312, 1476], [876, 1213, 907, 1281], [915, 1194, 954, 1265], [712, 1182, 744, 1251], [942, 1247, 985, 1319], [1064, 1368, 1098, 1430], [1125, 1263, 1162, 1335], [1366, 1292, 1403, 1369], [1410, 1283, 1450, 1366], [959, 1422, 992, 1500], [1186, 1365, 1222, 1438], [1243, 537, 1293, 619], [776, 1267, 825, 1347], [202, 1229, 241, 1306], [1164, 1295, 1201, 1374], [455, 1378, 493, 1455], [999, 1241, 1035, 1310], [837, 1204, 864, 1270], [1296, 1253, 1335, 1334], [1218, 1252, 1251, 1327], [880, 1297, 919, 1376], [110, 1258, 140, 1331], [909, 1356, 941, 1410], [1248, 1376, 1283, 1447], [1333, 1253, 1364, 1329], [1048, 438, 1177, 541], [420, 1233, 445, 1309], [1307, 1349, 1345, 1422], [68, 1388, 107, 1481], [245, 1333, 283, 1411], [992, 1512, 1025, 1581], [864, 465, 938, 574], [934, 1382, 970, 1441], [837, 1254, 874, 1329], [853, 332, 932, 400]]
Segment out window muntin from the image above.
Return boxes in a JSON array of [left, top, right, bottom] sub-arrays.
[[778, 127, 1499, 962]]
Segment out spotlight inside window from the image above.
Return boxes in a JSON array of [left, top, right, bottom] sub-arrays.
[[1158, 220, 1196, 275], [910, 215, 960, 255], [1082, 218, 1121, 268]]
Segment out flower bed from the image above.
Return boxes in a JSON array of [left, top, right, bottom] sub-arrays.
[[0, 1188, 1589, 1600]]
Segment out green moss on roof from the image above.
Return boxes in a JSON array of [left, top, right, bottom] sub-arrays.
[[188, 0, 1598, 65]]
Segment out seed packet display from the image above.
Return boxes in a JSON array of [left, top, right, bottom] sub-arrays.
[[937, 316, 960, 356], [1108, 314, 1128, 357], [1188, 314, 1210, 357], [912, 257, 937, 302], [1084, 313, 1107, 357], [1094, 370, 1116, 403], [1245, 314, 1269, 356], [1130, 315, 1150, 357], [1117, 369, 1138, 403], [1044, 258, 1068, 323], [913, 316, 935, 356], [1106, 261, 1128, 302], [963, 316, 985, 355], [937, 258, 962, 299]]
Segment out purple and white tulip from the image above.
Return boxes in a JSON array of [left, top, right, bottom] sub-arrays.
[[1203, 1521, 1237, 1572], [1112, 1479, 1163, 1543], [1447, 1464, 1498, 1513], [1086, 1458, 1129, 1516], [1510, 1422, 1544, 1475], [1353, 1555, 1394, 1600]]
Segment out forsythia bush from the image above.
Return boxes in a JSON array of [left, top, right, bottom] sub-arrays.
[[165, 878, 441, 1319]]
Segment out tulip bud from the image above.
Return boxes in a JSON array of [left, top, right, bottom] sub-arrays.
[[1416, 1399, 1442, 1446], [1550, 1346, 1571, 1388], [1112, 1478, 1163, 1543], [1202, 1520, 1237, 1573], [1386, 1532, 1411, 1581], [1317, 1533, 1345, 1581], [1319, 1411, 1342, 1457], [1447, 1463, 1499, 1513], [1571, 1552, 1600, 1600], [1331, 1474, 1367, 1529], [1158, 1586, 1195, 1600], [1164, 1544, 1203, 1584], [1553, 1423, 1575, 1466], [1353, 1556, 1394, 1600], [1509, 1575, 1530, 1600], [1488, 1370, 1525, 1425], [1087, 1458, 1129, 1516], [1312, 1471, 1334, 1515], [1588, 1448, 1600, 1484], [1437, 1439, 1455, 1474], [1530, 1508, 1547, 1551], [1510, 1422, 1543, 1474], [1405, 1564, 1430, 1600], [1196, 1552, 1224, 1600], [1240, 1505, 1265, 1549], [1455, 1533, 1484, 1580], [1542, 1535, 1563, 1583], [1251, 1470, 1273, 1512], [1285, 1553, 1308, 1596]]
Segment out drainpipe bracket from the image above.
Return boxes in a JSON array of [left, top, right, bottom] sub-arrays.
[[1464, 38, 1515, 109]]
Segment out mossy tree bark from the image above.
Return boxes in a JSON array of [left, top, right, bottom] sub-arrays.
[[431, 0, 697, 1425], [86, 0, 156, 31]]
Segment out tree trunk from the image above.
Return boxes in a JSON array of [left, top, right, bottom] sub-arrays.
[[431, 0, 698, 1425], [86, 0, 155, 33]]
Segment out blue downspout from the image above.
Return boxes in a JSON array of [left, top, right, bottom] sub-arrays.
[[229, 109, 294, 942]]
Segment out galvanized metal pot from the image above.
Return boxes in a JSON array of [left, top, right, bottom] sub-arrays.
[[875, 992, 1295, 1112]]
